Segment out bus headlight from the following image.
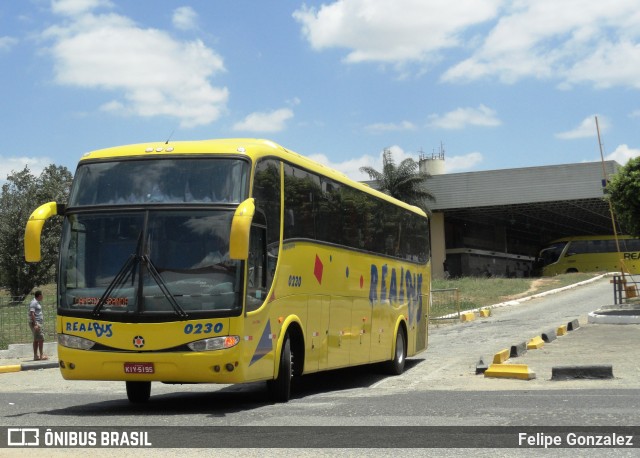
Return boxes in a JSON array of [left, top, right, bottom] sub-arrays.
[[187, 336, 240, 352], [58, 334, 96, 350]]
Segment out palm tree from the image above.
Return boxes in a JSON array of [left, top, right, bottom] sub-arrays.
[[360, 148, 435, 212]]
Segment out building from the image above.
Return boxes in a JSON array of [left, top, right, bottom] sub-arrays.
[[422, 158, 621, 279]]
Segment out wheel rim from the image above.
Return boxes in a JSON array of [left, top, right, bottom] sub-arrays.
[[396, 333, 405, 364]]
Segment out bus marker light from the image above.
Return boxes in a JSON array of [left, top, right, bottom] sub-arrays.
[[225, 363, 234, 372]]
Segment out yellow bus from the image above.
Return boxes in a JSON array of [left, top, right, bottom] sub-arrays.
[[25, 138, 430, 403], [539, 235, 640, 276]]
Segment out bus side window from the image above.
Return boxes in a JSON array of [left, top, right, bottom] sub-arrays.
[[246, 224, 267, 312]]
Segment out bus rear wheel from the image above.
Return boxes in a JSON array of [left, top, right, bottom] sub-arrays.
[[126, 381, 151, 403], [267, 335, 292, 402], [384, 329, 406, 375]]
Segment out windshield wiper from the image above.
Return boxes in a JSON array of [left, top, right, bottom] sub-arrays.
[[142, 254, 189, 319], [92, 253, 138, 317]]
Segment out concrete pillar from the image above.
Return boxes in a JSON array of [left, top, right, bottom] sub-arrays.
[[430, 211, 446, 279]]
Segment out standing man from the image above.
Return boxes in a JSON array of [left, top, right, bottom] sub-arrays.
[[28, 290, 48, 361]]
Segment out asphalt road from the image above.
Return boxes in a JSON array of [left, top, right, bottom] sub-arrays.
[[1, 276, 639, 455]]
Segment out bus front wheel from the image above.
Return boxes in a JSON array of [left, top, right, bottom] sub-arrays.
[[385, 328, 406, 375], [267, 335, 292, 402], [126, 381, 151, 403]]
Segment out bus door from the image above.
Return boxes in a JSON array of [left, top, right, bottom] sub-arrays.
[[307, 295, 330, 372], [350, 297, 371, 365], [327, 298, 351, 368]]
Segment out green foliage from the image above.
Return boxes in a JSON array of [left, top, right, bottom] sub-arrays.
[[607, 157, 640, 237], [359, 148, 434, 212], [0, 165, 73, 298]]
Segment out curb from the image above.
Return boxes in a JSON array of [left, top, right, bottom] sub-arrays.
[[0, 360, 59, 373]]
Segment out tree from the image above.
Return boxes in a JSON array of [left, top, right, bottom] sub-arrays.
[[0, 165, 73, 298], [606, 157, 640, 237], [359, 148, 435, 212]]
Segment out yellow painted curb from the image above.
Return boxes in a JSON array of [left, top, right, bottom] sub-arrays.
[[0, 365, 21, 374], [479, 308, 491, 318], [527, 336, 545, 349], [493, 349, 510, 364], [461, 312, 475, 322], [484, 364, 536, 380], [556, 325, 567, 336]]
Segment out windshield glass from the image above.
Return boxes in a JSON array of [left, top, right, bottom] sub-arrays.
[[539, 242, 568, 267], [59, 210, 242, 318], [68, 158, 248, 206]]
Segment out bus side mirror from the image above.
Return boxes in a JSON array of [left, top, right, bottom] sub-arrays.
[[24, 202, 63, 263], [229, 198, 255, 260]]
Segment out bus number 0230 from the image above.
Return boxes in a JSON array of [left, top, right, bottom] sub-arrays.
[[184, 322, 224, 334]]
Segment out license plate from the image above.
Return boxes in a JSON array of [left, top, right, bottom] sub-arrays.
[[124, 362, 154, 374]]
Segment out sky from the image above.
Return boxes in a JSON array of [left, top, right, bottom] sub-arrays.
[[1, 0, 639, 182]]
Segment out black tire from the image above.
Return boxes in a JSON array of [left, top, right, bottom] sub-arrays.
[[267, 335, 292, 402], [385, 328, 406, 375], [126, 381, 151, 403]]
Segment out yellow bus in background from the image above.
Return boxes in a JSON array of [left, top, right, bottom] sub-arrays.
[[539, 235, 640, 276], [24, 139, 430, 403]]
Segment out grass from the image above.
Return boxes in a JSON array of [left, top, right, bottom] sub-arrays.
[[431, 272, 602, 318]]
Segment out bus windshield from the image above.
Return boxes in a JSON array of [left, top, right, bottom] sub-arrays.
[[59, 210, 242, 318], [539, 242, 567, 267], [69, 158, 248, 206]]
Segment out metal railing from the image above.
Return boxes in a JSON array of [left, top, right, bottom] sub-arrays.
[[612, 275, 640, 305], [0, 297, 57, 350]]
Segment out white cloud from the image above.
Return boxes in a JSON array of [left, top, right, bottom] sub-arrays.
[[310, 145, 483, 180], [605, 144, 640, 164], [442, 0, 640, 88], [0, 156, 54, 182], [365, 121, 416, 133], [51, 0, 113, 16], [172, 6, 198, 31], [0, 36, 18, 52], [232, 108, 294, 133], [445, 152, 484, 172], [427, 105, 501, 130], [44, 3, 228, 128], [555, 115, 607, 140], [293, 0, 501, 66], [294, 1, 640, 90]]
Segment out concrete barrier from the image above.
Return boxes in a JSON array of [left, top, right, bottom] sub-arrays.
[[542, 329, 557, 343], [484, 364, 536, 380], [475, 357, 489, 374], [460, 312, 475, 322], [510, 341, 527, 358], [527, 336, 545, 349], [493, 349, 510, 364], [556, 324, 567, 336], [568, 319, 580, 331], [551, 365, 614, 380]]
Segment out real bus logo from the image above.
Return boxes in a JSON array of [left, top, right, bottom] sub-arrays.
[[368, 263, 423, 325]]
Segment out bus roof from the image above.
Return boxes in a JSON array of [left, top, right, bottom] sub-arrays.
[[548, 234, 634, 244], [79, 138, 427, 217]]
